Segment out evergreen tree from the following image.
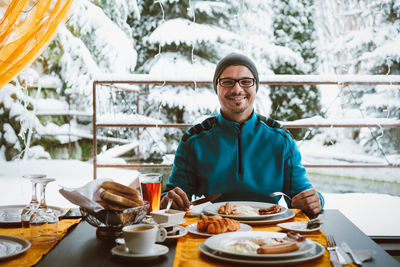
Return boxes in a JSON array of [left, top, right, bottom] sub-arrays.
[[349, 1, 400, 155], [270, 0, 321, 138], [128, 0, 239, 159]]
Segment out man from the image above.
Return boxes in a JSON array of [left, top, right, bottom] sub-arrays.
[[161, 52, 323, 216]]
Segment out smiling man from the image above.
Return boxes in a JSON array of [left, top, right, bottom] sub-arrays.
[[161, 52, 324, 216]]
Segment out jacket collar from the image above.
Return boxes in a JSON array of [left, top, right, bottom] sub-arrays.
[[217, 110, 258, 130]]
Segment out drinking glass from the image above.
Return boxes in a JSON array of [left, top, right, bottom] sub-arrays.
[[29, 177, 59, 244], [139, 173, 162, 213], [20, 174, 46, 239]]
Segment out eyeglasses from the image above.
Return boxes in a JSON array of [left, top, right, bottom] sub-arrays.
[[218, 78, 255, 89]]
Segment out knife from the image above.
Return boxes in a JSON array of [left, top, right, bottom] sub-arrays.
[[190, 193, 222, 206], [342, 241, 362, 266]]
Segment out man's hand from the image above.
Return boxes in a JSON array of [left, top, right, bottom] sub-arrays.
[[160, 187, 190, 211], [291, 188, 321, 216]]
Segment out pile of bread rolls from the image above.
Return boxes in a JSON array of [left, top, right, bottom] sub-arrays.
[[97, 181, 144, 210], [197, 215, 240, 234]]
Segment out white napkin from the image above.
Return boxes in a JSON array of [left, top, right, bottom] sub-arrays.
[[59, 179, 111, 213], [187, 202, 212, 217], [337, 247, 375, 265]]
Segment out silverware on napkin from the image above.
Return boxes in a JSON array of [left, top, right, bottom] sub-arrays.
[[342, 241, 363, 266], [327, 235, 346, 267]]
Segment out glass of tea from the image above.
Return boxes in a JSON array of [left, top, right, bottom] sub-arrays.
[[139, 173, 162, 213]]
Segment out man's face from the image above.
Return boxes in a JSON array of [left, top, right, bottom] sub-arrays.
[[217, 65, 256, 122]]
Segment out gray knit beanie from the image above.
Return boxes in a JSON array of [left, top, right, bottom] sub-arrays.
[[213, 53, 259, 93]]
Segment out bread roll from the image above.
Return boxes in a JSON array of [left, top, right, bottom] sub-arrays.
[[100, 181, 139, 197], [96, 200, 126, 210], [107, 189, 144, 207], [100, 190, 138, 207]]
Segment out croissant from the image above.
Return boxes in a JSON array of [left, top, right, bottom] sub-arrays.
[[197, 215, 222, 232], [197, 216, 240, 234]]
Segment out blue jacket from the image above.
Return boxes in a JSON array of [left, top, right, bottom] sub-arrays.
[[166, 111, 324, 208]]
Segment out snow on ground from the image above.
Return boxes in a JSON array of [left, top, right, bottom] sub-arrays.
[[0, 160, 139, 208], [0, 159, 399, 237]]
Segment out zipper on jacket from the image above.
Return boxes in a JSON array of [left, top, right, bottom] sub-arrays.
[[238, 125, 243, 175]]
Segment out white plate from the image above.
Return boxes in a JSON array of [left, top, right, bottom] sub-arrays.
[[158, 219, 186, 228], [111, 243, 169, 259], [204, 231, 315, 258], [0, 235, 31, 261], [199, 241, 324, 265], [277, 222, 321, 233], [0, 205, 68, 227], [166, 225, 188, 239], [230, 209, 295, 225], [202, 202, 287, 220], [186, 222, 252, 237]]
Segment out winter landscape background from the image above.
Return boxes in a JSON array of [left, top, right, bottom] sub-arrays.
[[0, 0, 399, 236]]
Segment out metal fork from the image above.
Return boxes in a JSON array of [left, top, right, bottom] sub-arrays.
[[269, 191, 292, 201], [327, 235, 346, 266]]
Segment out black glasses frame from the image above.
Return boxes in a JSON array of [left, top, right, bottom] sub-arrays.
[[217, 78, 255, 89]]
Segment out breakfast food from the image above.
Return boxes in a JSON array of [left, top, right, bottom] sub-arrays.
[[218, 202, 233, 215], [223, 232, 305, 255], [98, 181, 144, 210], [258, 204, 282, 215], [218, 202, 282, 216], [197, 215, 241, 234], [257, 241, 300, 254]]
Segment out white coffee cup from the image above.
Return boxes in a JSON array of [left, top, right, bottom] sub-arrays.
[[122, 224, 167, 254]]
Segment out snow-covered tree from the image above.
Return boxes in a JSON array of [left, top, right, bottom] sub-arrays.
[[0, 0, 141, 161], [269, 0, 321, 139], [128, 0, 239, 158], [315, 0, 400, 155]]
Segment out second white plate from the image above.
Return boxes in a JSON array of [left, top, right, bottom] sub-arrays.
[[277, 222, 321, 233], [203, 231, 316, 258]]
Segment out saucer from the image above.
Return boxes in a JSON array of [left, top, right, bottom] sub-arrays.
[[111, 243, 169, 259], [166, 225, 188, 239]]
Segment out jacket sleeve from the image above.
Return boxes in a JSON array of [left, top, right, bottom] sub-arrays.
[[164, 138, 197, 199], [283, 135, 325, 209]]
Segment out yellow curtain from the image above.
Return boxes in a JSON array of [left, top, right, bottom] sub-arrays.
[[0, 0, 75, 89]]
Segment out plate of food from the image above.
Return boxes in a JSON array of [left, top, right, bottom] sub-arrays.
[[277, 221, 321, 233], [203, 231, 317, 259], [186, 215, 252, 237], [232, 209, 295, 225], [199, 241, 325, 265], [165, 225, 188, 239], [202, 202, 287, 220]]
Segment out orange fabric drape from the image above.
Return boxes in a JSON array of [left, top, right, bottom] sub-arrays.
[[0, 0, 75, 89]]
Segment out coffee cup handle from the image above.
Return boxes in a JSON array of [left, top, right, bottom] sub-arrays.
[[156, 227, 167, 242]]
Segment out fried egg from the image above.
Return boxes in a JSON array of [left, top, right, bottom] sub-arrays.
[[223, 239, 259, 254], [232, 205, 259, 216]]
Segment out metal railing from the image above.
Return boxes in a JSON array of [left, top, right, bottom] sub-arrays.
[[92, 74, 400, 179]]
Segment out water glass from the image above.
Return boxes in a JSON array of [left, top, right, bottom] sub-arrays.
[[139, 173, 162, 213], [29, 178, 59, 244], [20, 174, 46, 239]]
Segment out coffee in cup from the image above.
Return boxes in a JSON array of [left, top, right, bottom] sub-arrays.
[[122, 224, 166, 254]]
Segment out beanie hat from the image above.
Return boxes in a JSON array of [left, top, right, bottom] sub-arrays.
[[213, 52, 259, 93]]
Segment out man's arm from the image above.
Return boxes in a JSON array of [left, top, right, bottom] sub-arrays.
[[284, 134, 323, 215], [160, 139, 196, 210]]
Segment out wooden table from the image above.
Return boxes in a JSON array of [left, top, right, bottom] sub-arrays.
[[35, 209, 399, 267]]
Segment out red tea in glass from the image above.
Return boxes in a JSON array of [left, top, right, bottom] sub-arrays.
[[139, 173, 162, 212]]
